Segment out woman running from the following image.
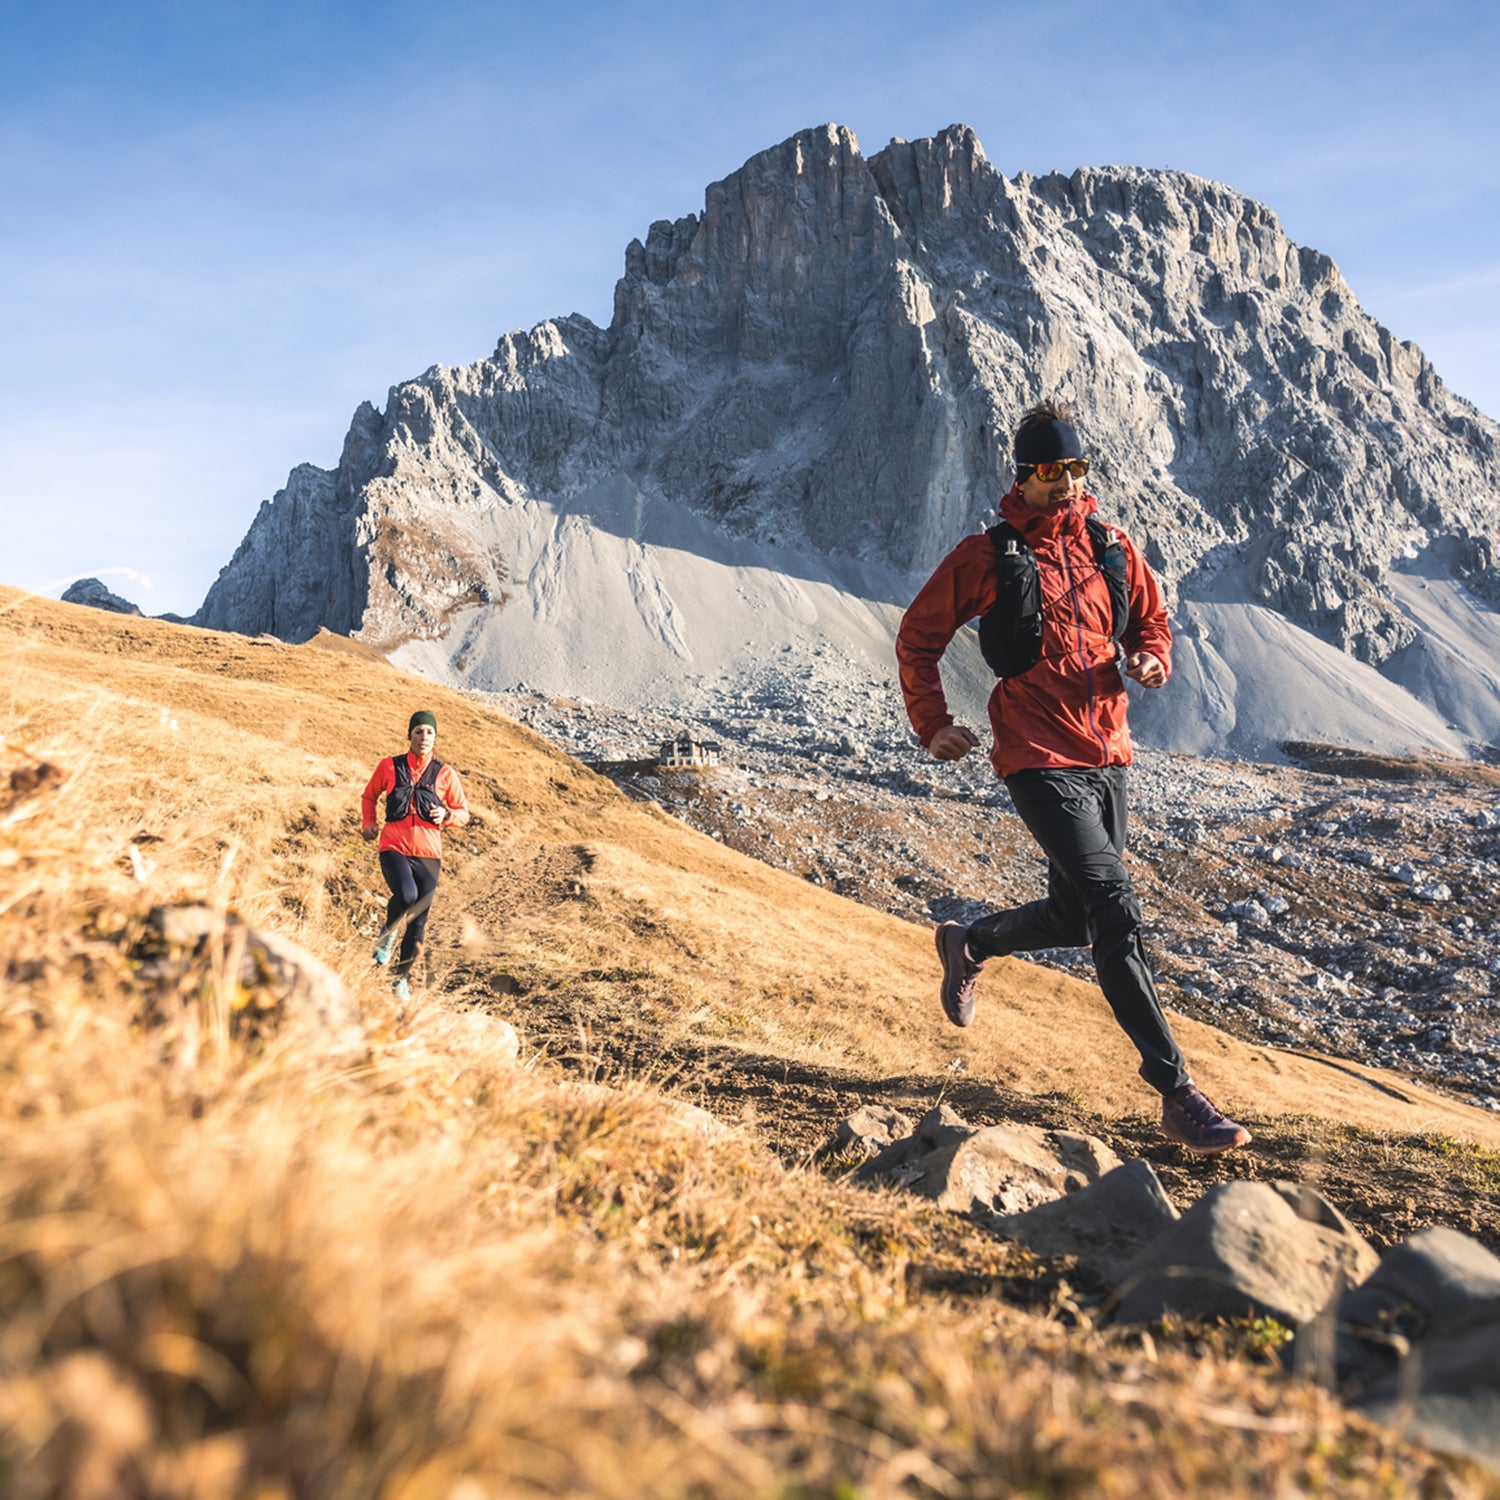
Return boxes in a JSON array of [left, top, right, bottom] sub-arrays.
[[361, 710, 469, 999]]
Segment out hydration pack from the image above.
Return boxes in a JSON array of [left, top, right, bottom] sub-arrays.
[[977, 516, 1130, 679], [386, 755, 446, 824]]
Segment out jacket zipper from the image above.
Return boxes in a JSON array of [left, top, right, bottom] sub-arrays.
[[1056, 518, 1109, 763]]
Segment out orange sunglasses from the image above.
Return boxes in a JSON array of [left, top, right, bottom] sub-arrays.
[[1028, 458, 1090, 482]]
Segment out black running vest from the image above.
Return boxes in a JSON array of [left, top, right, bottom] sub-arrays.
[[977, 516, 1130, 679], [386, 755, 445, 824]]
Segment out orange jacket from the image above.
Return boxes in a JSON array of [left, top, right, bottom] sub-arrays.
[[361, 753, 468, 859], [896, 487, 1173, 779]]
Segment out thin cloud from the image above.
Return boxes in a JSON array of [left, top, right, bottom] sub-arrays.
[[1386, 266, 1500, 302]]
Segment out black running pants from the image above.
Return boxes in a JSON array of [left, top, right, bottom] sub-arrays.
[[964, 765, 1189, 1096], [379, 851, 441, 980]]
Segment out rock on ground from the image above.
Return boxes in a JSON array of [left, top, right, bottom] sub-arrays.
[[137, 904, 366, 1064], [1112, 1179, 1380, 1327], [1298, 1225, 1500, 1472], [991, 1159, 1181, 1286], [858, 1104, 1120, 1216], [823, 1106, 915, 1159]]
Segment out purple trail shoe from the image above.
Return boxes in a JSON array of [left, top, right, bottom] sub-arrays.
[[935, 921, 984, 1027], [1160, 1082, 1252, 1155]]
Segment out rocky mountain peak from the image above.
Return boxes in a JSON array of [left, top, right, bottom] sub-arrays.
[[60, 577, 142, 616], [193, 123, 1500, 759]]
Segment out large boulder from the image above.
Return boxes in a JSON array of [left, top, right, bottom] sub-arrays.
[[857, 1104, 1121, 1216], [1112, 1180, 1379, 1327], [1294, 1226, 1500, 1472], [991, 1159, 1181, 1285]]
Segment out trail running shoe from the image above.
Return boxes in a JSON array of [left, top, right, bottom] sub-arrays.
[[1160, 1082, 1252, 1155], [393, 977, 410, 1002], [935, 921, 984, 1028], [372, 931, 396, 966]]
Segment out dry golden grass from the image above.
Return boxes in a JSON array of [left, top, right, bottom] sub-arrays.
[[2, 587, 1497, 1498]]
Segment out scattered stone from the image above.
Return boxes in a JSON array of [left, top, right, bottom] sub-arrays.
[[858, 1105, 1121, 1216], [823, 1105, 914, 1159], [446, 1009, 520, 1066]]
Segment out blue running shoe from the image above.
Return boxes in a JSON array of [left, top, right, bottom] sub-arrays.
[[372, 931, 396, 966], [393, 977, 410, 1002]]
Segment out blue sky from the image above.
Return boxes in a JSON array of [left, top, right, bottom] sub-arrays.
[[4, 0, 1497, 616]]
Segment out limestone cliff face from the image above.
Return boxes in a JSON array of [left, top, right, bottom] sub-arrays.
[[194, 123, 1500, 753]]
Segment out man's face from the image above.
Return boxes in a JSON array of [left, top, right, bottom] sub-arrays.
[[1018, 460, 1088, 511], [409, 725, 436, 757]]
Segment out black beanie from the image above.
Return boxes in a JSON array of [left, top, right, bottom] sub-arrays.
[[1013, 418, 1084, 468], [408, 711, 437, 734]]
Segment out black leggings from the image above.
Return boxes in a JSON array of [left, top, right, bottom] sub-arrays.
[[378, 851, 441, 979], [965, 766, 1189, 1096]]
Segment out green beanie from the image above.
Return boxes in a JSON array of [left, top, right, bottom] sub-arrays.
[[408, 710, 437, 734]]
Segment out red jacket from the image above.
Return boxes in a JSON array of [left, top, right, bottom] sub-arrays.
[[896, 487, 1173, 779], [361, 754, 468, 859]]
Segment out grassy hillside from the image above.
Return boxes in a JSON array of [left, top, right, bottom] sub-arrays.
[[3, 587, 1498, 1498]]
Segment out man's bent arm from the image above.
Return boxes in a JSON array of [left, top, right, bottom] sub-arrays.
[[1119, 533, 1173, 682], [895, 537, 994, 747]]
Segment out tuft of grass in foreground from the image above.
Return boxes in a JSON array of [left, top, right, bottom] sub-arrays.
[[2, 610, 1498, 1497]]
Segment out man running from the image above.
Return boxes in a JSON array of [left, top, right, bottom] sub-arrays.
[[361, 710, 469, 1000], [895, 400, 1251, 1155]]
